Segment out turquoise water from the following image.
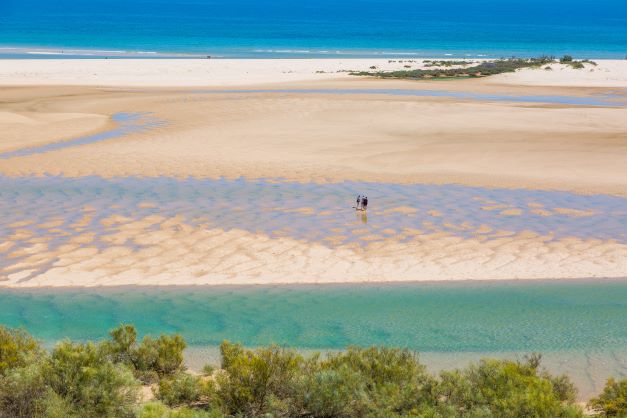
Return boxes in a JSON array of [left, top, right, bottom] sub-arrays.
[[3, 281, 625, 399], [1, 0, 626, 58], [1, 281, 625, 352]]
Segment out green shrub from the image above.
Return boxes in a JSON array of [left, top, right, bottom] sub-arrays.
[[0, 325, 598, 418], [134, 334, 186, 378], [0, 326, 42, 376], [561, 55, 574, 62], [423, 60, 472, 67], [45, 340, 139, 417], [588, 377, 627, 416], [202, 364, 215, 376], [137, 401, 224, 418], [158, 372, 215, 408], [217, 341, 305, 416], [106, 323, 138, 366], [571, 61, 585, 69], [436, 356, 582, 418], [351, 56, 556, 80], [548, 373, 578, 403], [0, 363, 71, 418], [298, 365, 367, 417], [103, 325, 186, 381], [317, 347, 438, 416]]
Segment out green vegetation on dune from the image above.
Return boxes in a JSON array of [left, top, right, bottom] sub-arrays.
[[1, 324, 625, 417], [423, 60, 475, 67], [352, 56, 597, 80]]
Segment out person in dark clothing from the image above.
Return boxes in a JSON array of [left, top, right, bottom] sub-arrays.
[[356, 195, 362, 210], [362, 196, 368, 211]]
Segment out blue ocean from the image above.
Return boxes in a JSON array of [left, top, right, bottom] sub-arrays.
[[1, 0, 626, 58]]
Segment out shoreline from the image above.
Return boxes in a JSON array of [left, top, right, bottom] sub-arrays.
[[2, 45, 626, 60], [3, 282, 626, 401], [1, 276, 626, 292], [183, 346, 626, 402], [1, 58, 627, 87]]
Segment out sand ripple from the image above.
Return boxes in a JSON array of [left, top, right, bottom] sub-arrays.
[[1, 176, 626, 286]]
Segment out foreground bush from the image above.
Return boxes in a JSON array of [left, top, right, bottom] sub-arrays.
[[138, 401, 223, 418], [1, 324, 625, 417], [589, 377, 627, 416], [104, 324, 186, 382], [0, 325, 180, 417], [158, 372, 215, 408], [436, 356, 581, 417], [0, 326, 41, 376], [45, 340, 139, 417], [213, 342, 581, 417]]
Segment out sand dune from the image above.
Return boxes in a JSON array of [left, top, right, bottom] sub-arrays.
[[489, 61, 627, 87]]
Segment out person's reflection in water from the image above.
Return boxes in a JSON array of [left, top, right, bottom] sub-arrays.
[[358, 211, 368, 224]]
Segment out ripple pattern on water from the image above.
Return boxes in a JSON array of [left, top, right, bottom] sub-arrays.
[[1, 281, 625, 352], [1, 176, 627, 282], [1, 176, 626, 246]]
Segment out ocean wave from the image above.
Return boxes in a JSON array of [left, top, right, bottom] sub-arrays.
[[0, 46, 204, 58], [0, 45, 504, 59]]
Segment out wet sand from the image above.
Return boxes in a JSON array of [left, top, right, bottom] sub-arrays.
[[1, 176, 626, 287], [0, 60, 626, 286], [1, 80, 627, 196]]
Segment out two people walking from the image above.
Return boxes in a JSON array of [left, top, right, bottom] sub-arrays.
[[356, 195, 368, 211]]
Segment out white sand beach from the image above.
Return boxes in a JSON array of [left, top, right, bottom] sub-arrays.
[[0, 58, 626, 87]]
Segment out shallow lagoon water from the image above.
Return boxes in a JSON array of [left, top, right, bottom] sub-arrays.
[[0, 112, 166, 160], [2, 175, 627, 278], [2, 280, 625, 351], [193, 88, 627, 108], [1, 280, 626, 398]]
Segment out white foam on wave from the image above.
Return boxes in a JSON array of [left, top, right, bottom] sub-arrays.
[[0, 46, 204, 58], [26, 51, 65, 55]]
